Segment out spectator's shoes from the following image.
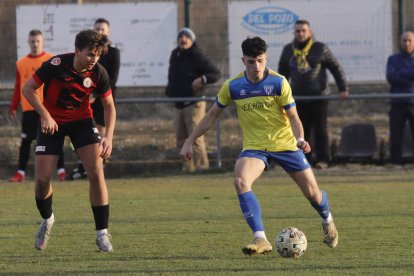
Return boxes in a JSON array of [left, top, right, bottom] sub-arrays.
[[322, 221, 339, 248], [35, 216, 55, 251], [96, 233, 113, 252], [242, 237, 272, 255], [9, 172, 25, 182], [65, 168, 87, 181]]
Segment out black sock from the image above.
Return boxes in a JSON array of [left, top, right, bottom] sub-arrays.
[[35, 194, 53, 219], [92, 205, 109, 230]]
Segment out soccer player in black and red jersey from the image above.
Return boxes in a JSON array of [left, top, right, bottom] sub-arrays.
[[22, 29, 116, 252]]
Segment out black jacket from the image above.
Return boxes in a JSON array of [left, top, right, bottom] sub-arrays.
[[166, 42, 220, 108], [278, 41, 347, 96], [99, 45, 120, 97]]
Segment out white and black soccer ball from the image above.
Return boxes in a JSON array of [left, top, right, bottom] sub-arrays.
[[275, 227, 307, 258]]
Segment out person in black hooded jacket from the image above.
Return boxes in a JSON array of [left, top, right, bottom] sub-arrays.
[[166, 27, 220, 172]]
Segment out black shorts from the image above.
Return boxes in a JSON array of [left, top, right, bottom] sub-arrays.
[[36, 118, 100, 155], [22, 110, 40, 140], [91, 98, 105, 127]]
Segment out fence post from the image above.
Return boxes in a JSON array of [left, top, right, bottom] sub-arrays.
[[184, 0, 191, 27], [215, 118, 222, 168], [398, 0, 404, 36]]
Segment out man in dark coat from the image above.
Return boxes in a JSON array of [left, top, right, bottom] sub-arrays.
[[278, 20, 348, 169], [166, 28, 221, 172]]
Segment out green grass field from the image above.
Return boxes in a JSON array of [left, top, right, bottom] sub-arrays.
[[0, 167, 413, 275]]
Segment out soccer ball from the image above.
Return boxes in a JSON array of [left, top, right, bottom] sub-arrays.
[[275, 227, 307, 258]]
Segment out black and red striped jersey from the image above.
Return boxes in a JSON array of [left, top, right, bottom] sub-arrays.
[[33, 53, 112, 124]]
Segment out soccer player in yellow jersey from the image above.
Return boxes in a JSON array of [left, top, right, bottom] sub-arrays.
[[180, 37, 338, 255]]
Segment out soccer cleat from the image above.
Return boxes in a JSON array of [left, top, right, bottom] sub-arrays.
[[242, 237, 272, 255], [322, 221, 339, 248], [96, 233, 113, 252], [35, 216, 55, 251], [58, 171, 66, 182], [9, 172, 25, 182], [65, 168, 87, 181]]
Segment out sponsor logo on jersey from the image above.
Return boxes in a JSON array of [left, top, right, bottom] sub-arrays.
[[36, 146, 46, 152], [51, 57, 61, 66], [240, 89, 246, 96], [241, 100, 276, 111]]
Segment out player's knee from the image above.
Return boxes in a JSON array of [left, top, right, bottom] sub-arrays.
[[35, 176, 51, 190], [233, 177, 251, 193]]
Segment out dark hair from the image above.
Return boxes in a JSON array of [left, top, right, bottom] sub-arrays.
[[295, 20, 310, 26], [29, 29, 43, 36], [241, 37, 268, 57], [75, 29, 108, 55], [95, 18, 110, 26]]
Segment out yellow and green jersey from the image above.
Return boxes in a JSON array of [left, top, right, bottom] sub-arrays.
[[216, 68, 297, 152]]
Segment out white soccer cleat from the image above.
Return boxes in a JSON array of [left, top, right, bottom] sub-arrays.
[[35, 216, 55, 251], [242, 237, 272, 255], [96, 233, 113, 252], [322, 220, 339, 248]]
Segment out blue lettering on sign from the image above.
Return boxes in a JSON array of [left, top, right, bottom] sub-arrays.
[[242, 6, 298, 34]]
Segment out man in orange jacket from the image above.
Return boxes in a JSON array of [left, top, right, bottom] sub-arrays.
[[9, 29, 65, 182]]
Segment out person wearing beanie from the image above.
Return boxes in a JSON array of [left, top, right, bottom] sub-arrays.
[[166, 27, 221, 172], [177, 27, 196, 42]]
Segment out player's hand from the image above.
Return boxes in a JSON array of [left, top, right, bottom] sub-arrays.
[[297, 140, 311, 154], [180, 140, 193, 161], [99, 137, 113, 159], [40, 115, 58, 134]]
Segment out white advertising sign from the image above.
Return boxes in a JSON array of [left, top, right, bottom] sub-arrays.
[[16, 3, 177, 86], [228, 0, 392, 82]]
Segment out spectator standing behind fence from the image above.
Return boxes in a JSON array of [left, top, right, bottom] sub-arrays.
[[67, 18, 120, 180], [386, 31, 414, 165], [8, 29, 66, 182], [180, 37, 338, 255], [23, 30, 116, 252], [278, 20, 348, 169], [166, 28, 221, 172]]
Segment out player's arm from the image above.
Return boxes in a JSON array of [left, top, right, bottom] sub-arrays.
[[180, 103, 223, 161], [9, 70, 21, 120], [99, 94, 116, 159], [22, 77, 58, 134], [285, 105, 311, 154]]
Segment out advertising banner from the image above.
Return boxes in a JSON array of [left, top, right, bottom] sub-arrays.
[[16, 3, 177, 86], [228, 0, 392, 82]]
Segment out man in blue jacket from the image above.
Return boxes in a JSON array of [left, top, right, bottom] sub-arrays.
[[386, 31, 414, 165]]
